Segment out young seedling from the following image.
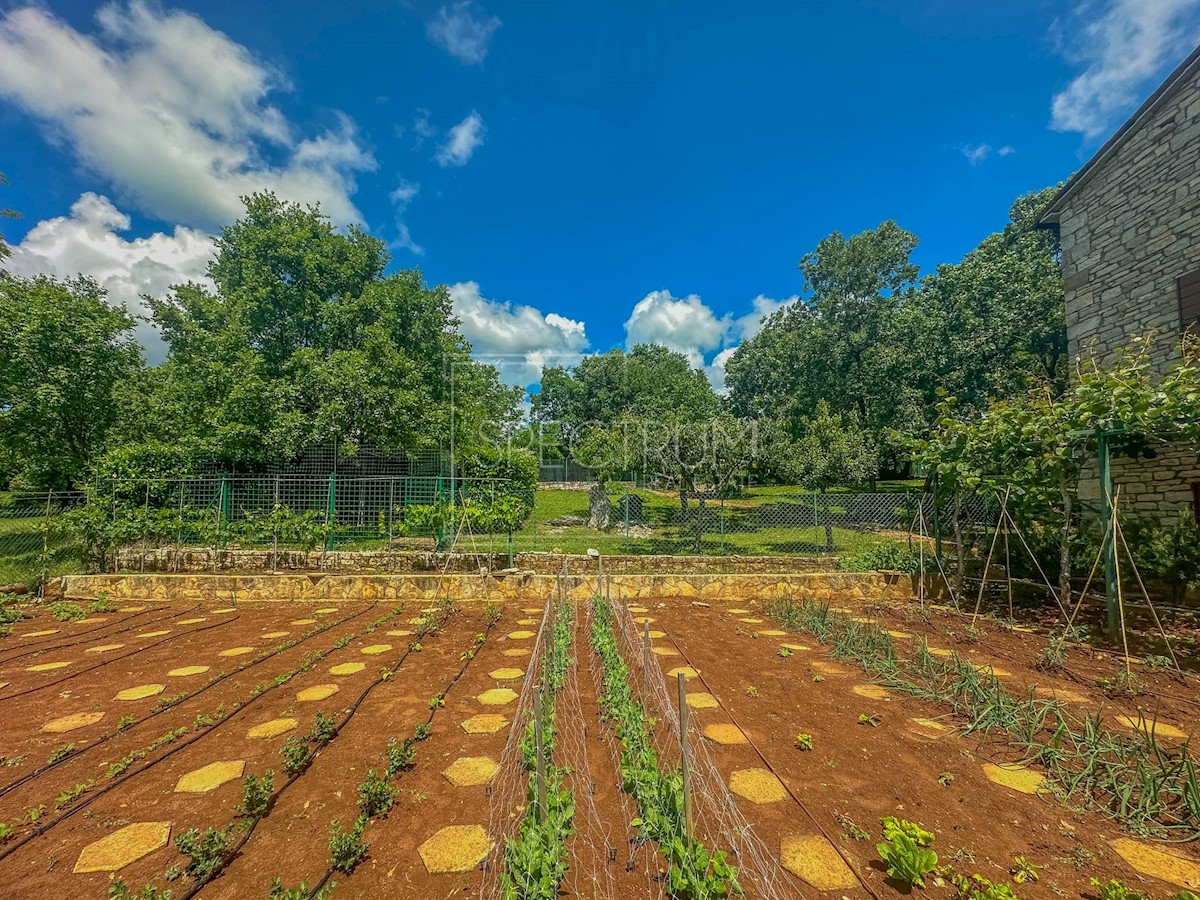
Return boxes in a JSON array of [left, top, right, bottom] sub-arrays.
[[1091, 880, 1144, 900], [812, 674, 825, 683], [55, 782, 91, 809], [778, 647, 792, 658], [794, 733, 814, 751], [235, 770, 274, 820], [858, 713, 881, 727], [833, 812, 869, 841], [269, 876, 336, 900], [1010, 856, 1040, 884], [328, 816, 369, 872], [384, 737, 415, 777], [876, 817, 937, 888], [106, 879, 170, 900], [89, 594, 117, 614], [46, 743, 75, 766], [745, 685, 759, 698], [937, 772, 955, 787], [174, 826, 232, 879], [357, 769, 396, 818]]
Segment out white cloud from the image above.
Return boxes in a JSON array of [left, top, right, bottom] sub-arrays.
[[997, 145, 1016, 156], [435, 111, 486, 167], [730, 293, 799, 343], [427, 1, 501, 65], [1050, 0, 1200, 138], [705, 347, 738, 395], [388, 179, 422, 255], [449, 281, 588, 388], [624, 290, 730, 367], [0, 2, 375, 230], [962, 143, 993, 165], [5, 193, 216, 363]]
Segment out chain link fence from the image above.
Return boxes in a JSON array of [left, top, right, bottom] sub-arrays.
[[0, 491, 87, 590]]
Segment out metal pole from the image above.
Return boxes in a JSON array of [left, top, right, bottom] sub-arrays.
[[1097, 430, 1118, 635], [677, 671, 692, 839], [533, 687, 547, 823], [325, 471, 337, 553], [642, 622, 652, 720]]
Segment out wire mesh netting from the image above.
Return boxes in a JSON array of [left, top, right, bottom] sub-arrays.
[[0, 491, 86, 590]]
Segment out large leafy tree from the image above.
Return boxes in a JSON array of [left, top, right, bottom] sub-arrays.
[[725, 221, 922, 469], [141, 192, 520, 465], [532, 343, 718, 452], [0, 275, 144, 489]]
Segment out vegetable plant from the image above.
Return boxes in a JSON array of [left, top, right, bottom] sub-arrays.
[[876, 817, 937, 887]]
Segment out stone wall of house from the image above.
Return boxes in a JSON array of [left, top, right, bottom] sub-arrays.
[[1054, 58, 1200, 518]]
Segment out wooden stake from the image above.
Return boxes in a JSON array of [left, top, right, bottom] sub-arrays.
[[677, 671, 692, 839], [534, 687, 546, 823], [642, 622, 652, 718]]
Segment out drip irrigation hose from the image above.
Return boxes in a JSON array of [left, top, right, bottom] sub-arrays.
[[0, 603, 389, 864], [0, 604, 183, 663], [651, 613, 882, 900], [0, 604, 372, 800]]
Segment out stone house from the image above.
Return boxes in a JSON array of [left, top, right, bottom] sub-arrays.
[[1038, 44, 1200, 520]]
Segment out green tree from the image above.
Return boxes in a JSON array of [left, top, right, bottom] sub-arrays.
[[142, 192, 519, 465], [0, 172, 19, 261], [0, 275, 144, 488]]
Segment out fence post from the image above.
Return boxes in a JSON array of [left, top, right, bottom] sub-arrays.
[[533, 686, 547, 823], [677, 670, 692, 839], [1097, 430, 1118, 636], [39, 489, 53, 597], [325, 471, 337, 553], [219, 474, 230, 549], [642, 622, 651, 720], [435, 475, 444, 552]]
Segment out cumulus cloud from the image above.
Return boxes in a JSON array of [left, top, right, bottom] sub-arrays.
[[959, 143, 1016, 166], [730, 293, 800, 343], [449, 281, 588, 388], [435, 111, 486, 167], [6, 193, 216, 362], [0, 2, 375, 229], [426, 1, 501, 65], [624, 290, 729, 367], [1050, 0, 1200, 138], [388, 178, 422, 255]]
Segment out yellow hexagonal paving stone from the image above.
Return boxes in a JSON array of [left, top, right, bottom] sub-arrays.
[[1114, 714, 1189, 741], [167, 666, 210, 677], [517, 618, 537, 626], [729, 768, 788, 803], [74, 822, 171, 873], [330, 662, 366, 676], [1110, 837, 1200, 889], [782, 643, 810, 651], [27, 661, 71, 672], [703, 723, 748, 745], [360, 644, 393, 655], [175, 759, 245, 793], [973, 663, 1012, 677], [628, 606, 650, 613], [653, 647, 679, 657], [781, 834, 859, 890], [118, 606, 145, 612], [42, 711, 105, 733], [442, 756, 500, 786], [115, 683, 165, 701], [648, 630, 666, 639], [489, 668, 524, 680], [137, 630, 171, 638], [686, 692, 719, 710], [315, 607, 338, 614], [219, 647, 253, 657], [291, 618, 317, 625], [176, 618, 207, 625], [982, 763, 1046, 794], [24, 629, 60, 637], [247, 718, 298, 740], [811, 660, 850, 676], [502, 648, 530, 657], [888, 630, 912, 639], [852, 684, 890, 701], [927, 647, 953, 657], [262, 631, 289, 639], [212, 607, 237, 614], [461, 714, 508, 734], [727, 608, 750, 614], [86, 643, 126, 653], [297, 684, 340, 702], [738, 617, 764, 624], [387, 629, 414, 637], [910, 717, 950, 735], [523, 607, 543, 613], [477, 688, 519, 706], [758, 629, 787, 637], [667, 666, 699, 680], [634, 616, 656, 624], [418, 824, 491, 874], [507, 630, 535, 640], [1034, 686, 1090, 704]]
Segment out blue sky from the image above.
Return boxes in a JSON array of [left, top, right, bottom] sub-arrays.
[[3, 0, 1200, 389]]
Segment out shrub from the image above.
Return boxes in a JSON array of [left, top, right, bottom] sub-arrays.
[[89, 593, 116, 613], [48, 602, 85, 622], [384, 737, 415, 777], [235, 770, 274, 819], [838, 543, 918, 574]]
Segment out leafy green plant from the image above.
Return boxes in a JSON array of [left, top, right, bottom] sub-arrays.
[[27, 805, 44, 823], [778, 647, 792, 658], [328, 816, 369, 873], [877, 817, 937, 887], [48, 601, 85, 621], [858, 713, 881, 727], [357, 769, 396, 818], [413, 723, 432, 741], [235, 770, 274, 820], [1009, 857, 1039, 884], [116, 715, 135, 732], [107, 880, 172, 900], [384, 738, 415, 777], [834, 812, 869, 841], [54, 781, 91, 808], [280, 738, 310, 775], [46, 743, 74, 765], [89, 593, 116, 613], [838, 543, 918, 574], [1091, 880, 1144, 900], [269, 876, 334, 900], [174, 827, 231, 880], [951, 872, 1019, 900], [0, 822, 12, 843], [794, 733, 813, 751], [938, 772, 955, 786]]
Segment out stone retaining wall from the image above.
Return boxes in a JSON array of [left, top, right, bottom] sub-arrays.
[[61, 571, 914, 606]]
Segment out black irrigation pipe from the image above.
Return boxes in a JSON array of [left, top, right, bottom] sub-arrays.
[[652, 613, 883, 900], [0, 605, 371, 801], [0, 603, 395, 863], [176, 602, 485, 900], [0, 604, 186, 663], [0, 614, 239, 703], [301, 607, 503, 900]]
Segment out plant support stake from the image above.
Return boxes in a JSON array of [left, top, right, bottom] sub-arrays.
[[677, 670, 692, 839]]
